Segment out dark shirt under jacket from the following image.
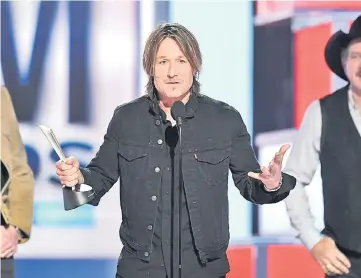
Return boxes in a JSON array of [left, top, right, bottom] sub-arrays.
[[80, 93, 296, 278]]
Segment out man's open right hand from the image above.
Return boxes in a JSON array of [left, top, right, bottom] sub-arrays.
[[311, 236, 351, 276], [55, 156, 83, 187]]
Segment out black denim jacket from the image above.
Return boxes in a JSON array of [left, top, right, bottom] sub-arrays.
[[80, 93, 296, 263]]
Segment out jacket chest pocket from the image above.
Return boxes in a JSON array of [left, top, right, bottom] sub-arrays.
[[194, 147, 230, 187], [117, 143, 148, 182]]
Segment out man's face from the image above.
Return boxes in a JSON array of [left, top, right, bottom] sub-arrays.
[[153, 38, 194, 100], [344, 40, 361, 91]]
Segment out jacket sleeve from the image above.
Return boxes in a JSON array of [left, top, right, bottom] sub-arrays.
[[79, 107, 121, 206], [229, 110, 296, 205], [3, 87, 35, 243]]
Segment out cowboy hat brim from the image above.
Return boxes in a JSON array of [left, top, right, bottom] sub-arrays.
[[324, 30, 351, 81]]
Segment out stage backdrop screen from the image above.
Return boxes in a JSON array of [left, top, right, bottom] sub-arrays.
[[1, 0, 254, 259]]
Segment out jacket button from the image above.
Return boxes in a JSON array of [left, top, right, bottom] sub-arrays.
[[144, 252, 149, 257], [148, 225, 153, 230], [157, 139, 163, 145], [155, 120, 161, 126], [151, 195, 157, 201], [154, 167, 160, 173]]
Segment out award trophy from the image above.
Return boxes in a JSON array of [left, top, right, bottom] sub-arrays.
[[38, 125, 95, 211]]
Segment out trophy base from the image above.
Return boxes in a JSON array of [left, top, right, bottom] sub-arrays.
[[62, 184, 95, 211]]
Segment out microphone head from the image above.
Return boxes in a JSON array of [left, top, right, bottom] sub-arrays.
[[171, 101, 186, 120]]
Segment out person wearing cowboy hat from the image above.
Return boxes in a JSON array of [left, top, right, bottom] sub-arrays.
[[283, 15, 361, 277]]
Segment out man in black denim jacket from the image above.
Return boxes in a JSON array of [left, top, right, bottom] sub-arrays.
[[56, 23, 296, 278]]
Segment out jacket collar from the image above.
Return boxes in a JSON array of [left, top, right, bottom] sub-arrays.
[[148, 91, 199, 122]]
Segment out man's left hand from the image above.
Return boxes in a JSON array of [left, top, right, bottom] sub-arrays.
[[1, 226, 19, 258], [248, 144, 290, 190]]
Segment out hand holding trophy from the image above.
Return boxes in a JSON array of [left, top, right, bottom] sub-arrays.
[[38, 125, 95, 210]]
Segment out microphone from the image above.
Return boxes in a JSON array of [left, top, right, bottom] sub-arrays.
[[171, 101, 186, 126], [170, 100, 186, 278]]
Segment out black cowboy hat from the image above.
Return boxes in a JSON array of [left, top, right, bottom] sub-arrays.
[[324, 15, 361, 81]]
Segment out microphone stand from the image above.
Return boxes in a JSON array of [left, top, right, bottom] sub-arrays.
[[176, 116, 183, 278]]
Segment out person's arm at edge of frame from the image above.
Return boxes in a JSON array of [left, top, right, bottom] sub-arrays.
[[3, 86, 35, 243]]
